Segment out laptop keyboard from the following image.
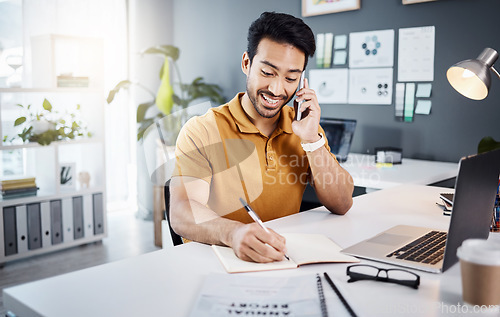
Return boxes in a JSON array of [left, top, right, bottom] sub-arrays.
[[386, 231, 447, 265]]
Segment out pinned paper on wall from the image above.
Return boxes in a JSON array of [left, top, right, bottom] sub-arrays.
[[334, 34, 347, 49], [395, 83, 405, 120], [416, 83, 432, 97], [349, 29, 394, 68], [333, 50, 347, 65], [348, 68, 393, 105], [404, 83, 416, 122], [323, 33, 334, 68], [316, 33, 325, 68], [309, 68, 348, 104], [415, 100, 432, 115], [398, 26, 435, 82]]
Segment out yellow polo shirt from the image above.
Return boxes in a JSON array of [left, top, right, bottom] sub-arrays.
[[173, 93, 333, 223]]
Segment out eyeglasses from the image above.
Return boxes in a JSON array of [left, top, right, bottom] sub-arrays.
[[346, 264, 420, 289]]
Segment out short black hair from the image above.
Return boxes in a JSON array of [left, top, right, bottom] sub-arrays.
[[247, 12, 316, 69]]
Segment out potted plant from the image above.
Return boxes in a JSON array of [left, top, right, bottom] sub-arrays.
[[107, 44, 225, 142], [107, 44, 225, 220], [6, 98, 92, 146]]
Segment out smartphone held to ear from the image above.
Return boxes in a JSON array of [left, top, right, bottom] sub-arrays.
[[296, 72, 305, 121]]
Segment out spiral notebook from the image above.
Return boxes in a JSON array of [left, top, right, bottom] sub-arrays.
[[189, 273, 327, 317]]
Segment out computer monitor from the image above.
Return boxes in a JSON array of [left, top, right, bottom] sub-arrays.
[[320, 118, 357, 163]]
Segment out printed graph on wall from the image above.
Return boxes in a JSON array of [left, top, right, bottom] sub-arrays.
[[302, 0, 360, 17]]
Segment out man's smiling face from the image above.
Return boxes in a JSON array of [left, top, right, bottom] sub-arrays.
[[242, 38, 305, 119]]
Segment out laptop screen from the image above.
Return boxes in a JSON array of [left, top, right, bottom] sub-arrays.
[[320, 118, 357, 162]]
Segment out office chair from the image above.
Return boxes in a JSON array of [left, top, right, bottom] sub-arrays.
[[163, 180, 183, 246]]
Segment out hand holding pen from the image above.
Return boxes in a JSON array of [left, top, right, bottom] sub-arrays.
[[240, 198, 290, 262]]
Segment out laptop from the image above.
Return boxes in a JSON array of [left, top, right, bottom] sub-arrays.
[[342, 148, 500, 273], [320, 118, 357, 163]]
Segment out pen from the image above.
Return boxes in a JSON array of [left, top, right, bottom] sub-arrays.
[[323, 272, 358, 317], [239, 198, 290, 261]]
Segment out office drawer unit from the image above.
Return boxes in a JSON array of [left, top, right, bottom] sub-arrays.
[[0, 193, 106, 264]]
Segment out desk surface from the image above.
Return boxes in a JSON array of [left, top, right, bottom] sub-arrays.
[[4, 185, 497, 317], [341, 153, 458, 190]]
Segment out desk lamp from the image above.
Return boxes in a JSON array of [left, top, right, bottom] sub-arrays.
[[447, 48, 499, 100], [446, 47, 500, 153]]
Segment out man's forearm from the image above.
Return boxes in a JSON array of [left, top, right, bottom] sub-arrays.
[[170, 199, 244, 246], [306, 146, 354, 214]]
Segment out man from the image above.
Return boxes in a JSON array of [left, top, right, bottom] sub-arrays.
[[170, 12, 354, 263]]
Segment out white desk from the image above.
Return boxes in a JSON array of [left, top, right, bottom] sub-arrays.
[[341, 153, 458, 190], [4, 185, 497, 317]]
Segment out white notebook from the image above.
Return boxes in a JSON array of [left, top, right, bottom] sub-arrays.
[[212, 233, 359, 273]]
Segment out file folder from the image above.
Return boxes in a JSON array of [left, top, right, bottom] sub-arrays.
[[62, 198, 74, 242], [16, 205, 28, 254], [83, 195, 94, 238], [3, 206, 18, 256], [26, 203, 42, 250], [40, 202, 52, 247], [50, 200, 63, 245], [72, 196, 84, 240], [93, 193, 104, 235]]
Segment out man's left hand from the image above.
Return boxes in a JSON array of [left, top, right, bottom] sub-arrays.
[[292, 78, 321, 143]]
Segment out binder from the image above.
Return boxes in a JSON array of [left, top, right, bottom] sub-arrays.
[[62, 198, 74, 242], [15, 205, 28, 254], [72, 196, 84, 240], [3, 206, 18, 256], [50, 200, 63, 245], [40, 201, 52, 247], [83, 195, 94, 238], [93, 193, 104, 235], [26, 203, 42, 250]]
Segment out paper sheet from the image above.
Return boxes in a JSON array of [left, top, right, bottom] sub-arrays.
[[334, 34, 347, 49], [398, 26, 435, 82], [348, 68, 393, 105], [189, 273, 323, 317], [309, 68, 348, 104], [349, 29, 394, 68], [395, 83, 405, 119], [404, 83, 416, 122], [415, 100, 432, 115], [333, 50, 347, 65], [323, 33, 334, 68], [416, 83, 432, 97], [316, 33, 325, 68]]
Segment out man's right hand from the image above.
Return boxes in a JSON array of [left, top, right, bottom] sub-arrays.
[[230, 223, 287, 263]]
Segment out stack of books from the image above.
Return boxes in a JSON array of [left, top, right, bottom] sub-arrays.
[[0, 176, 39, 199], [57, 75, 89, 88]]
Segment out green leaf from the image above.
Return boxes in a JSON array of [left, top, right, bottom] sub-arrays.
[[77, 104, 81, 110], [137, 101, 155, 123], [16, 103, 24, 108], [107, 80, 132, 104], [172, 94, 182, 105], [43, 99, 52, 111], [141, 45, 180, 61], [478, 136, 500, 154], [14, 117, 26, 126]]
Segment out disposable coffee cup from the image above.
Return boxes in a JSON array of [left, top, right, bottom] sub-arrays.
[[457, 239, 500, 306]]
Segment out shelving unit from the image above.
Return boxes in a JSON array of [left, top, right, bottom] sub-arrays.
[[0, 35, 107, 265]]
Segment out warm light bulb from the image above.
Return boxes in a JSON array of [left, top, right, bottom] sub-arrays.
[[462, 69, 476, 78]]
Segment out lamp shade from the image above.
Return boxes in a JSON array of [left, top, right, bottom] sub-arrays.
[[446, 48, 499, 100]]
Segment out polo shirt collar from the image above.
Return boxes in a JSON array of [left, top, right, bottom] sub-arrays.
[[228, 93, 294, 135]]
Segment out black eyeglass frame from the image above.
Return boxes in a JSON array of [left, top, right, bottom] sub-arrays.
[[346, 264, 420, 289]]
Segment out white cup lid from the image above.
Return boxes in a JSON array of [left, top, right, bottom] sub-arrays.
[[457, 239, 500, 266]]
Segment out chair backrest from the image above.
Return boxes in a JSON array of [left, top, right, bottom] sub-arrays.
[[164, 180, 184, 246]]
